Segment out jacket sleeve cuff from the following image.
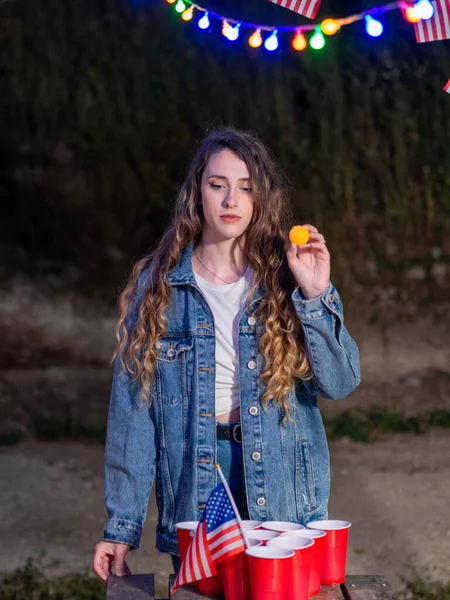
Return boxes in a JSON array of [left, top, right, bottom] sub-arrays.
[[103, 518, 143, 549], [291, 282, 343, 322]]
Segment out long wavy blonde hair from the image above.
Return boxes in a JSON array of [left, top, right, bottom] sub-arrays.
[[115, 127, 311, 421]]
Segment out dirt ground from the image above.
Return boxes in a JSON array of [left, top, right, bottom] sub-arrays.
[[0, 285, 450, 596]]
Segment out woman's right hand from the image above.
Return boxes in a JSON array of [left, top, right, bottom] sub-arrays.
[[93, 540, 132, 581]]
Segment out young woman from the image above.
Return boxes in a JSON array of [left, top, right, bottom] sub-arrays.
[[92, 127, 360, 581]]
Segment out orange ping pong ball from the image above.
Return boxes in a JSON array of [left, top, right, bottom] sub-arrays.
[[289, 225, 310, 246]]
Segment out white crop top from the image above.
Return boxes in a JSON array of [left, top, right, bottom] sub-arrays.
[[194, 264, 256, 417]]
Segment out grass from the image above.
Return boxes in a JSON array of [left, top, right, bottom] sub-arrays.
[[30, 411, 106, 444], [0, 413, 106, 446], [0, 560, 104, 600], [400, 578, 450, 600], [325, 408, 450, 442], [1, 562, 449, 600], [1, 407, 449, 446]]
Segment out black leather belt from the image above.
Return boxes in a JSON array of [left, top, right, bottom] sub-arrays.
[[217, 422, 242, 443]]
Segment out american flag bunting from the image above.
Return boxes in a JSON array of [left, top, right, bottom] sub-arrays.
[[268, 0, 322, 20], [414, 0, 450, 42], [171, 483, 246, 592]]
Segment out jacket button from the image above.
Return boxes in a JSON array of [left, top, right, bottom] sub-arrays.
[[248, 316, 256, 326], [327, 294, 335, 303], [252, 451, 261, 461], [247, 360, 256, 370], [257, 497, 266, 506], [249, 406, 259, 416], [167, 349, 175, 358]]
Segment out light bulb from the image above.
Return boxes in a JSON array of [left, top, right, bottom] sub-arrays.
[[249, 29, 262, 48], [414, 0, 434, 19], [321, 19, 340, 35], [292, 31, 307, 51], [403, 5, 421, 23], [175, 0, 186, 13], [226, 24, 240, 41], [181, 6, 194, 21], [166, 0, 176, 4], [264, 30, 279, 51], [310, 28, 325, 49], [365, 15, 383, 37], [198, 12, 210, 29], [222, 20, 232, 37]]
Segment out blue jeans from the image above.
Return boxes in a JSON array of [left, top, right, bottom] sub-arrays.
[[171, 426, 247, 574]]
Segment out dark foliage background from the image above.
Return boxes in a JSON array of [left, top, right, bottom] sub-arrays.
[[0, 0, 449, 304]]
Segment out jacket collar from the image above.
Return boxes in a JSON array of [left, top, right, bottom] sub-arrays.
[[168, 241, 266, 306]]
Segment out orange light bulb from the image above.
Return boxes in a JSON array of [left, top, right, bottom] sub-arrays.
[[321, 18, 340, 35], [289, 225, 310, 246], [182, 6, 194, 20], [249, 29, 262, 48], [292, 31, 307, 51], [166, 0, 176, 3], [404, 5, 421, 22], [222, 20, 232, 36]]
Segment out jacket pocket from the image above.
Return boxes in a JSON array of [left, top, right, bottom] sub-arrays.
[[296, 438, 318, 513], [155, 336, 194, 405]]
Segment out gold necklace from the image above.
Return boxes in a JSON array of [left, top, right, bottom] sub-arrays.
[[194, 248, 245, 285]]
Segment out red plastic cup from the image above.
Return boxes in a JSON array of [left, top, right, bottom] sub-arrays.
[[246, 546, 295, 600], [198, 573, 224, 596], [280, 529, 327, 595], [176, 521, 199, 563], [218, 539, 262, 600], [262, 521, 305, 534], [267, 536, 313, 600], [246, 529, 280, 545], [175, 522, 199, 587], [240, 520, 263, 530], [307, 520, 351, 585]]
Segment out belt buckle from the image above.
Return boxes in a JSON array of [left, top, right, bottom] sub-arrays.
[[232, 424, 242, 443]]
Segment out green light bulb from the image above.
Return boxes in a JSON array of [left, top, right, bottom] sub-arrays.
[[175, 0, 186, 13], [310, 29, 325, 50]]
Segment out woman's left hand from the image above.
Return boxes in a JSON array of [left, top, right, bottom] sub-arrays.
[[286, 224, 330, 299]]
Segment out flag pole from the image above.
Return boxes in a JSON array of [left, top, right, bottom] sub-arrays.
[[215, 464, 250, 549]]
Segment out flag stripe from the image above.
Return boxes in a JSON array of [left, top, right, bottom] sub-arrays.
[[208, 521, 240, 544], [211, 537, 245, 561], [444, 79, 450, 93], [209, 526, 241, 549], [268, 0, 321, 19], [211, 531, 243, 556], [442, 1, 450, 36], [197, 522, 213, 579], [414, 0, 450, 42]]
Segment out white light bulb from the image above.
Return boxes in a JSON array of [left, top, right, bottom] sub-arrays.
[[226, 24, 240, 41], [414, 0, 434, 20], [198, 13, 209, 29], [264, 30, 279, 51], [365, 15, 384, 37]]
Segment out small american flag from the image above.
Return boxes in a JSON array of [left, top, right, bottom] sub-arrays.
[[171, 483, 246, 592], [444, 79, 450, 93], [269, 0, 322, 20], [414, 0, 450, 43]]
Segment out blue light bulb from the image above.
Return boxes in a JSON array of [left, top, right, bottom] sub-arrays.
[[365, 15, 383, 37], [264, 30, 279, 51], [198, 13, 210, 30], [414, 0, 434, 19], [226, 24, 240, 41]]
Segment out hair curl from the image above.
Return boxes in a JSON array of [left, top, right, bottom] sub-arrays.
[[115, 127, 311, 421]]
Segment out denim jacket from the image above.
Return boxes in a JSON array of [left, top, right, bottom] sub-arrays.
[[103, 242, 360, 555]]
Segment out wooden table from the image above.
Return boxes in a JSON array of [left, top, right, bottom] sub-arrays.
[[106, 574, 395, 600]]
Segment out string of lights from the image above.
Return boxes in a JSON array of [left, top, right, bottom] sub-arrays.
[[164, 0, 437, 51]]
